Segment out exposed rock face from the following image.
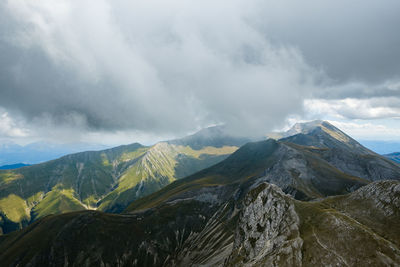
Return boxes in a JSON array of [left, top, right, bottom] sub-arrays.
[[280, 121, 400, 182], [317, 148, 400, 182], [349, 180, 400, 216], [253, 142, 368, 200], [228, 183, 302, 266]]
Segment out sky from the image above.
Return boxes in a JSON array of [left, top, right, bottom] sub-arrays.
[[0, 0, 400, 146]]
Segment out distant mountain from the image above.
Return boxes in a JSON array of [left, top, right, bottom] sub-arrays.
[[169, 125, 251, 149], [0, 126, 247, 234], [359, 140, 400, 154], [385, 152, 400, 163], [0, 163, 31, 170], [0, 141, 109, 166]]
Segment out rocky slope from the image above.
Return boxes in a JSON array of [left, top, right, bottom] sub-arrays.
[[281, 121, 400, 182], [0, 127, 245, 234], [1, 176, 398, 266], [281, 120, 373, 154]]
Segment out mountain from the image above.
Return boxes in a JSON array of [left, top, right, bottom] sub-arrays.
[[1, 121, 400, 265], [281, 120, 373, 154], [280, 120, 400, 182], [385, 152, 400, 163], [126, 139, 369, 214], [0, 163, 31, 170], [0, 137, 398, 265], [0, 127, 247, 234], [168, 125, 251, 149]]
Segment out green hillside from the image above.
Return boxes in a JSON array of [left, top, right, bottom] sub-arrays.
[[0, 128, 243, 234]]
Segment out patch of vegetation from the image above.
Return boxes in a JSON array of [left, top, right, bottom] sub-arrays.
[[0, 194, 30, 223], [31, 188, 86, 220]]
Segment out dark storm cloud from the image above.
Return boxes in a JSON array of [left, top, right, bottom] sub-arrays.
[[0, 0, 399, 141], [250, 0, 400, 83], [313, 81, 400, 100]]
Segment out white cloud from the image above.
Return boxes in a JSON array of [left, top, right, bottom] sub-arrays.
[[0, 111, 29, 138], [328, 120, 400, 141], [1, 0, 400, 145], [0, 0, 323, 138], [305, 97, 400, 120]]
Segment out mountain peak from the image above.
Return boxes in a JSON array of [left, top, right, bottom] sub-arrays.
[[284, 120, 330, 137], [281, 120, 373, 155], [168, 125, 251, 150]]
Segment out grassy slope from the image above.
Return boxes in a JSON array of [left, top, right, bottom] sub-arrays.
[[0, 141, 238, 233], [98, 144, 238, 212], [31, 189, 87, 220], [295, 182, 400, 265], [0, 143, 146, 232]]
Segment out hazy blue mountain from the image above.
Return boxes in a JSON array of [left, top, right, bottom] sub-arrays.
[[359, 140, 400, 154], [385, 152, 400, 163], [0, 141, 110, 166], [0, 163, 31, 170]]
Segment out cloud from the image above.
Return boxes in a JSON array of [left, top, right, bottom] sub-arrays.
[[305, 97, 400, 120], [249, 0, 400, 83], [0, 0, 399, 143], [314, 80, 400, 100], [0, 110, 28, 138], [0, 0, 320, 139]]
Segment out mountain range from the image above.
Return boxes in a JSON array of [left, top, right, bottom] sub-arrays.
[[0, 120, 399, 266], [0, 126, 248, 234]]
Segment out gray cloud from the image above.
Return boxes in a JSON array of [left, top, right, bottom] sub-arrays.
[[250, 0, 400, 83], [0, 0, 399, 143]]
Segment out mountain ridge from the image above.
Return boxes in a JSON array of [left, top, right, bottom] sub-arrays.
[[0, 127, 245, 234], [1, 121, 400, 265]]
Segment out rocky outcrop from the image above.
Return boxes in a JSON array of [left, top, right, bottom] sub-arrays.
[[349, 180, 400, 216], [228, 183, 302, 266]]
